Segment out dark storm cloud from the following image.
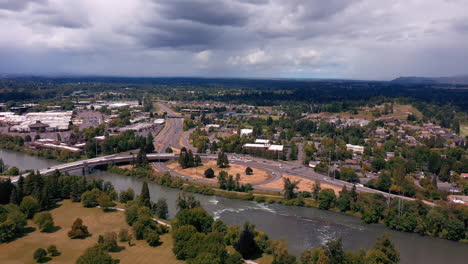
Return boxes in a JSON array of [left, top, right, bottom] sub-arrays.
[[139, 19, 221, 49], [1, 0, 468, 79], [0, 0, 45, 11], [157, 0, 250, 26]]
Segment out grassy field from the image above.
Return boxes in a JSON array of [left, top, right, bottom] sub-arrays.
[[0, 200, 184, 264]]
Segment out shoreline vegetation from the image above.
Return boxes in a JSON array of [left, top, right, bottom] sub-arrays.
[[106, 164, 468, 244]]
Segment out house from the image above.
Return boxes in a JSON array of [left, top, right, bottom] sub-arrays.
[[461, 173, 468, 179], [346, 144, 364, 154]]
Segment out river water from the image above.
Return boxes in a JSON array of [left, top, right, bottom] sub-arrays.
[[1, 149, 467, 263]]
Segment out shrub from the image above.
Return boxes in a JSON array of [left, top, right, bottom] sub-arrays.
[[33, 212, 54, 232], [47, 245, 59, 256], [146, 229, 161, 247], [204, 168, 215, 178], [68, 218, 90, 239], [118, 228, 130, 242], [98, 193, 116, 211], [76, 245, 118, 264], [33, 248, 47, 263]]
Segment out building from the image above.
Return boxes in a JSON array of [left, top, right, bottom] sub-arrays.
[[255, 139, 270, 144], [346, 144, 364, 154], [240, 129, 253, 136], [28, 121, 50, 132]]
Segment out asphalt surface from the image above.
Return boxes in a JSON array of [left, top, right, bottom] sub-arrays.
[[154, 102, 184, 152]]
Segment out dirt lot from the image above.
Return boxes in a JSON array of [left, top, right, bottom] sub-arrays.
[[257, 174, 343, 194], [0, 200, 183, 264], [166, 160, 271, 184]]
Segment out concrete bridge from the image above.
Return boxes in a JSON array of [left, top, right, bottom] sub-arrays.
[[11, 153, 177, 183]]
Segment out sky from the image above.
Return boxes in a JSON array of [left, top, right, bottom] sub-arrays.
[[1, 0, 468, 80]]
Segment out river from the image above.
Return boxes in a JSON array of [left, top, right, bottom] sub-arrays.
[[1, 149, 467, 263]]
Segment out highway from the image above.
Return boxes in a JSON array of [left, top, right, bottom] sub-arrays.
[[154, 102, 184, 152]]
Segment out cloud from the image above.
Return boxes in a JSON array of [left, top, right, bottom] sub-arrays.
[[157, 0, 250, 26], [0, 0, 45, 11], [0, 0, 468, 79]]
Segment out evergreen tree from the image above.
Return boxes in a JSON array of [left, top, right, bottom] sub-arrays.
[[139, 182, 151, 208], [145, 133, 155, 153], [234, 222, 258, 259], [218, 171, 228, 190]]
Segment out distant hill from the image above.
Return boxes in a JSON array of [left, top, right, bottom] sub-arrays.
[[392, 74, 468, 85]]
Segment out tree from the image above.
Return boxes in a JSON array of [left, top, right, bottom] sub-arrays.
[[226, 174, 236, 191], [218, 171, 228, 190], [270, 239, 296, 264], [118, 228, 130, 242], [47, 245, 59, 256], [165, 147, 173, 153], [444, 218, 465, 241], [283, 177, 299, 200], [33, 248, 47, 263], [370, 233, 400, 263], [136, 148, 149, 167], [318, 189, 336, 210], [245, 167, 253, 175], [119, 188, 135, 203], [98, 193, 116, 211], [173, 207, 214, 233], [68, 218, 90, 239], [145, 133, 155, 153], [322, 238, 345, 264], [154, 198, 169, 219], [98, 232, 121, 252], [81, 188, 100, 208], [337, 186, 351, 212], [340, 167, 359, 182], [139, 182, 151, 208], [76, 245, 118, 264], [33, 212, 54, 232], [217, 151, 229, 168], [146, 229, 161, 247], [194, 155, 202, 167], [234, 222, 258, 259], [176, 193, 201, 210], [20, 196, 40, 219], [204, 168, 215, 178], [312, 180, 321, 200]]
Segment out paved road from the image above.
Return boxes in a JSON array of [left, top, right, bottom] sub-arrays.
[[154, 102, 183, 152]]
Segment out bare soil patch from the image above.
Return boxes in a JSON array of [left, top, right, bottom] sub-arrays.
[[257, 174, 342, 194], [166, 160, 271, 184]]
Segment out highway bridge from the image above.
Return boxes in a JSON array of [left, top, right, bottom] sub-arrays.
[[11, 153, 177, 183]]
